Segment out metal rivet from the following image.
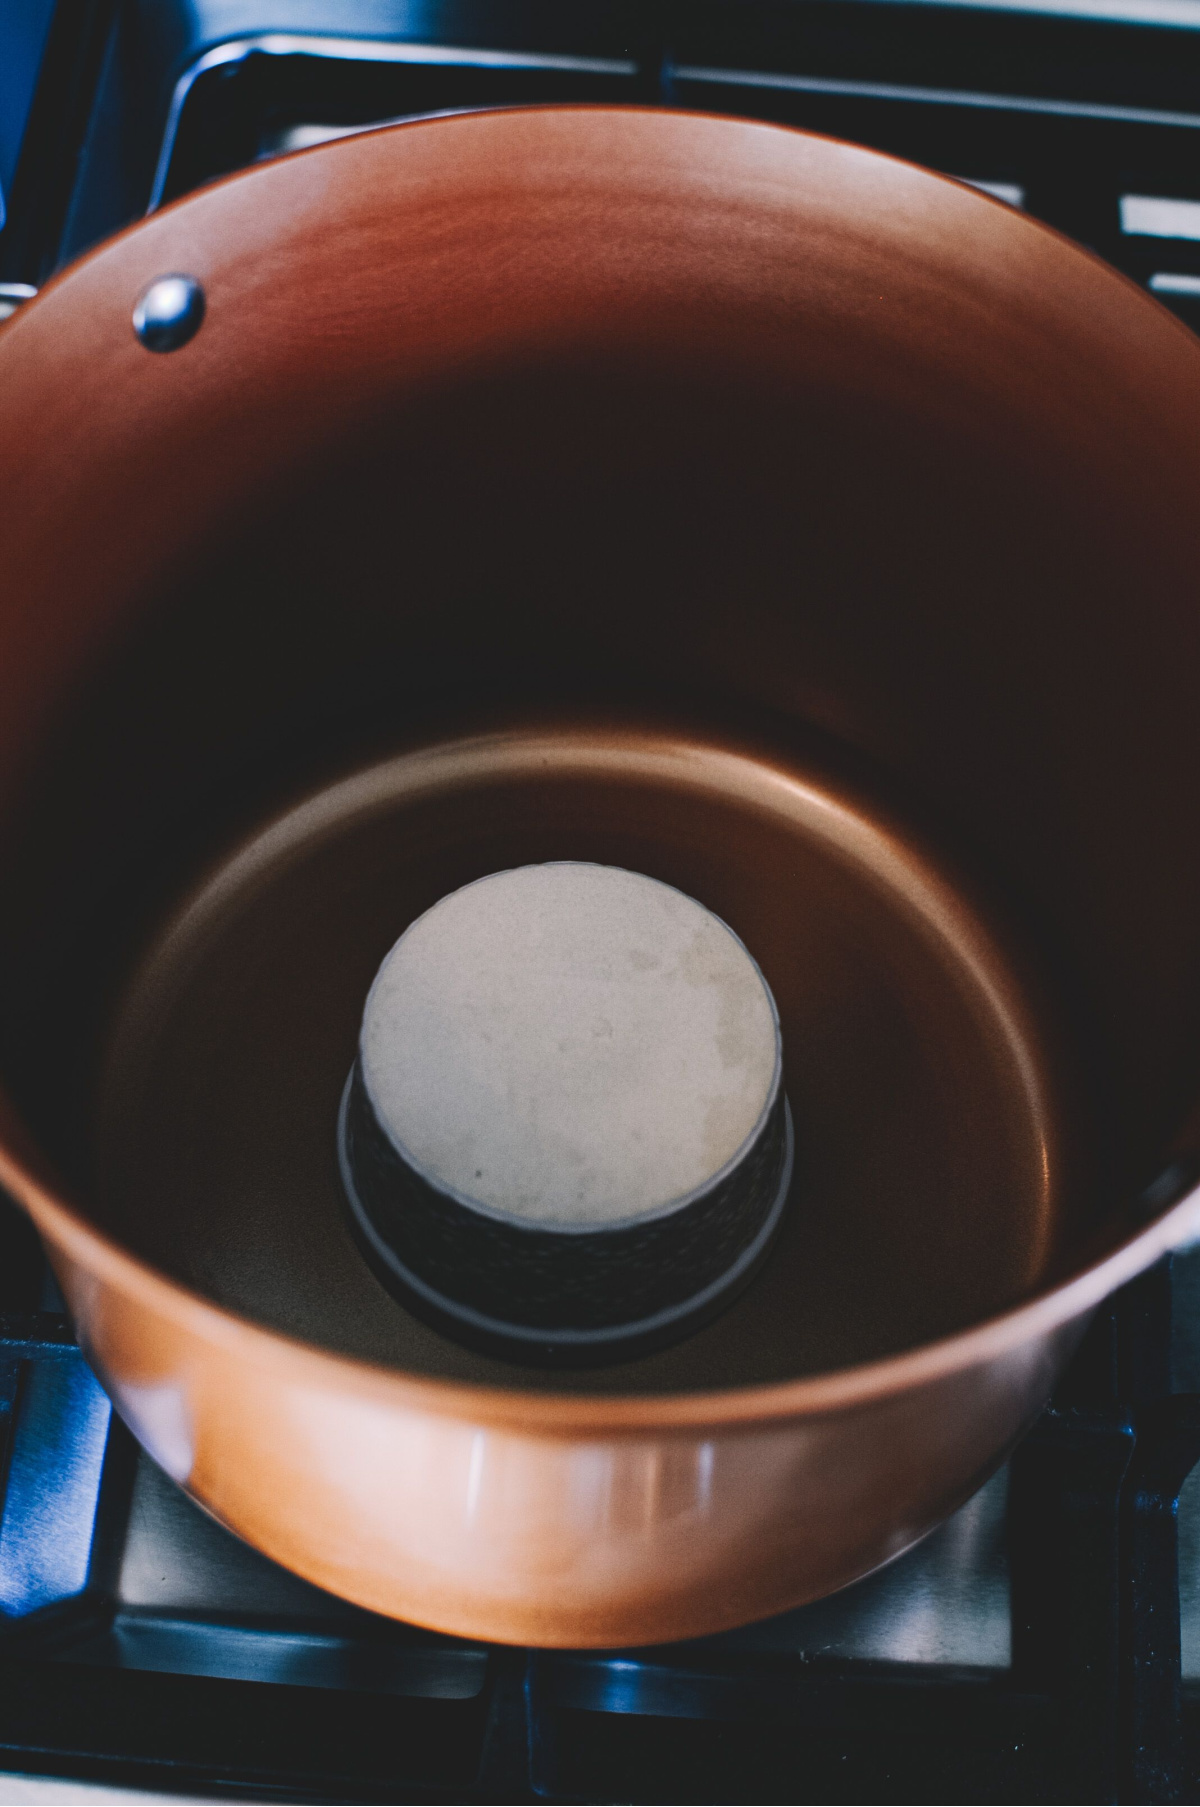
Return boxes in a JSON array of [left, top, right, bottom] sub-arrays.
[[132, 274, 205, 353]]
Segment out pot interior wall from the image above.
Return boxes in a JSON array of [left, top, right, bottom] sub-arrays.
[[3, 206, 1200, 1387]]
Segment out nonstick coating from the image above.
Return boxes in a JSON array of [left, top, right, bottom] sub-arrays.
[[0, 108, 1199, 1642]]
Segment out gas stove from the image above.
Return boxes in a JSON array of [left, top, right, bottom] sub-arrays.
[[3, 3, 1200, 1801]]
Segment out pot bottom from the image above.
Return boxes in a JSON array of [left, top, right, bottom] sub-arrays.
[[91, 718, 1073, 1397]]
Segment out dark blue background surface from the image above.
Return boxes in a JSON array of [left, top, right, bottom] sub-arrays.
[[0, 0, 57, 227]]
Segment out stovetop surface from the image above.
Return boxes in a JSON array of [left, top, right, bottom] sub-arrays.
[[4, 3, 1200, 1800]]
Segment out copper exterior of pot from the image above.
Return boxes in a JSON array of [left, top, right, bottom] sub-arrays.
[[1, 108, 1200, 1646]]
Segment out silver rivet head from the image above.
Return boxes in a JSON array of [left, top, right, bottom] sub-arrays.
[[132, 274, 205, 352]]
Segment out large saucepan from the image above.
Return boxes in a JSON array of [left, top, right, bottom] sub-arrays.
[[2, 107, 1200, 1648]]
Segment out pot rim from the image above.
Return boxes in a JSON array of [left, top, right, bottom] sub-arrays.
[[5, 1134, 1196, 1433], [9, 100, 1200, 369]]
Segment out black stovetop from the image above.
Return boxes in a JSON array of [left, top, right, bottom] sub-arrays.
[[4, 4, 1200, 1800]]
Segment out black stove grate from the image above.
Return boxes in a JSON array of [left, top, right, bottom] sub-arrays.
[[4, 3, 1200, 1799]]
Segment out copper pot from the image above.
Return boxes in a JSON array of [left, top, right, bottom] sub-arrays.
[[2, 107, 1200, 1649]]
